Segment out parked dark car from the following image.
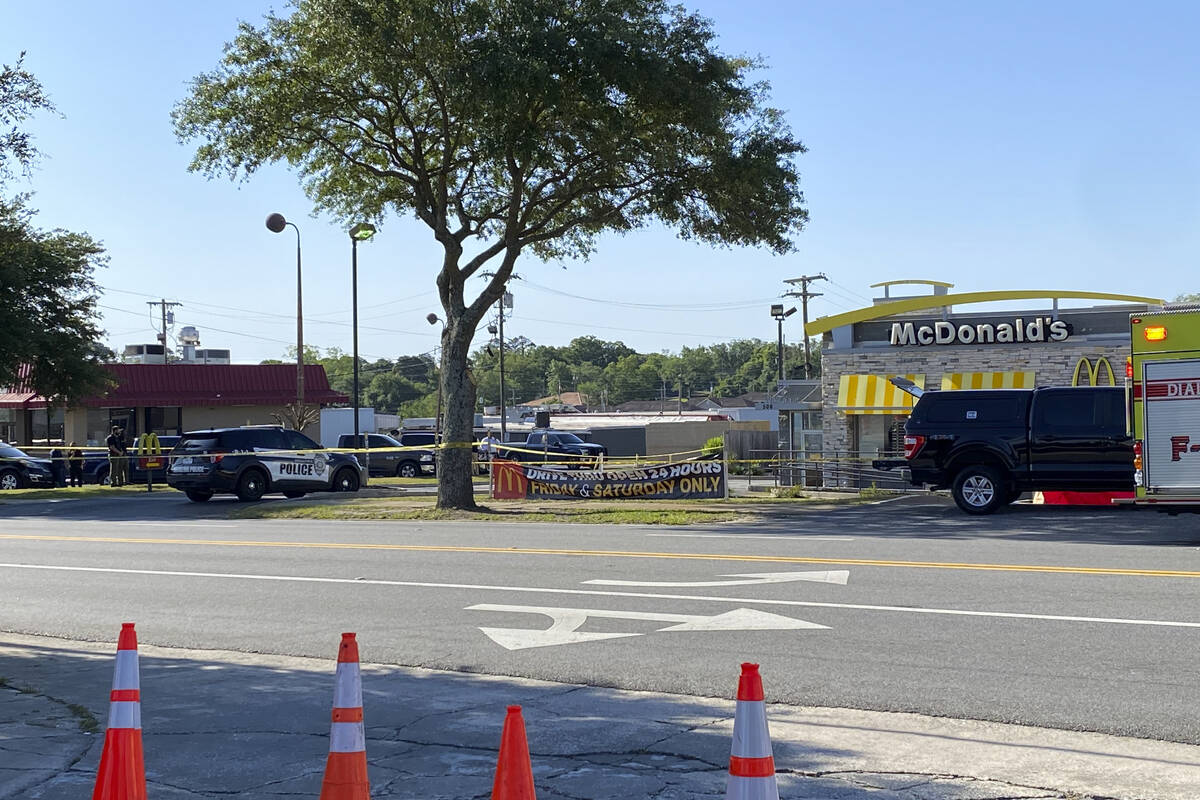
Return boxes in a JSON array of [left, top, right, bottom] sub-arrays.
[[82, 436, 181, 485], [874, 386, 1133, 514], [337, 433, 435, 478], [0, 443, 55, 489], [166, 426, 365, 502]]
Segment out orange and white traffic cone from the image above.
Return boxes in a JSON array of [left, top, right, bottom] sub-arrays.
[[92, 622, 147, 800], [318, 633, 370, 800], [491, 705, 536, 800], [725, 662, 778, 800]]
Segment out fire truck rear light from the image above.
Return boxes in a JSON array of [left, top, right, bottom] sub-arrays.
[[1133, 440, 1143, 457], [1134, 455, 1143, 471], [903, 435, 926, 459], [1144, 326, 1167, 342], [1125, 357, 1133, 378]]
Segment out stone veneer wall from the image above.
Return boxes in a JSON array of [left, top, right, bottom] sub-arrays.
[[821, 341, 1129, 454]]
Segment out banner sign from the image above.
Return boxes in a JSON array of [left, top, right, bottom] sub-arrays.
[[492, 459, 726, 501]]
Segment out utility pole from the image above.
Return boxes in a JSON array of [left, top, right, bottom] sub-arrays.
[[783, 273, 827, 379], [147, 300, 183, 362]]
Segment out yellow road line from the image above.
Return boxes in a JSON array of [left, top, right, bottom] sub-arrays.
[[0, 533, 1196, 579]]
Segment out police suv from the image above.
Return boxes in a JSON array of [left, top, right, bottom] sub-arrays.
[[165, 426, 366, 502]]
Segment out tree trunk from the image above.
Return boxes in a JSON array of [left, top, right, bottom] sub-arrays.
[[436, 319, 479, 509]]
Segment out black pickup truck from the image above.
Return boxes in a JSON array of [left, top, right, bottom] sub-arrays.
[[496, 429, 607, 467], [874, 386, 1133, 514]]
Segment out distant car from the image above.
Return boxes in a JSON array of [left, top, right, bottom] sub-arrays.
[[166, 426, 366, 502], [0, 443, 55, 489], [83, 436, 181, 485], [337, 433, 435, 478]]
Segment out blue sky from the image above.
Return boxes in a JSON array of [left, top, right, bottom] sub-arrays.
[[4, 1, 1198, 364]]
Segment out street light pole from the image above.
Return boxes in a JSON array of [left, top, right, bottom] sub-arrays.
[[770, 304, 798, 382], [426, 313, 445, 442], [348, 224, 376, 469], [266, 213, 304, 412]]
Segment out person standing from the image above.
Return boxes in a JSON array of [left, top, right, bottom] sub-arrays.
[[48, 446, 66, 487], [106, 426, 128, 487], [67, 443, 84, 487]]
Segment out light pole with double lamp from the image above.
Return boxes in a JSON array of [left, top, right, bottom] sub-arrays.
[[425, 313, 445, 443], [265, 213, 304, 411], [770, 304, 797, 382], [349, 223, 376, 469]]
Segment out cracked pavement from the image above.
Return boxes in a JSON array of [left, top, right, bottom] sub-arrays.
[[2, 632, 1197, 799]]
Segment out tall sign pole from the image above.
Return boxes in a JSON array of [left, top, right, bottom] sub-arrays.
[[784, 274, 827, 378]]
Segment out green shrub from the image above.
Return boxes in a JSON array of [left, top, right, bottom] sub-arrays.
[[702, 435, 724, 457]]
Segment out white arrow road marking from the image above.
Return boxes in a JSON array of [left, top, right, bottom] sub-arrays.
[[656, 607, 829, 632], [468, 603, 827, 650], [583, 569, 849, 588]]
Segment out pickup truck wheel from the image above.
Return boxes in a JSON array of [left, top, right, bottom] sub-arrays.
[[396, 462, 419, 478], [952, 466, 1006, 515]]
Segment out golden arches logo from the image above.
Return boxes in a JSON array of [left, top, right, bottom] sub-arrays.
[[492, 460, 528, 499], [135, 432, 164, 469], [1072, 357, 1116, 387]]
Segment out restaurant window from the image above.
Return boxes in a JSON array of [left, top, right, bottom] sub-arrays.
[[145, 407, 182, 436], [86, 408, 109, 445], [108, 408, 137, 439], [854, 414, 907, 456], [30, 407, 65, 443], [0, 408, 14, 443]]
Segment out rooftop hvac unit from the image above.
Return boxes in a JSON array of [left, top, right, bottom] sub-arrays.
[[178, 326, 201, 345], [194, 348, 231, 365], [122, 343, 167, 365]]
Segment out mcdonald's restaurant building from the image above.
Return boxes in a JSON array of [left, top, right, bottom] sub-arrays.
[[809, 282, 1160, 458]]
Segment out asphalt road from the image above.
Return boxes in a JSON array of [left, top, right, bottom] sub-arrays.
[[2, 492, 1199, 746]]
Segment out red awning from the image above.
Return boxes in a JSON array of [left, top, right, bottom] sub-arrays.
[[0, 364, 347, 409]]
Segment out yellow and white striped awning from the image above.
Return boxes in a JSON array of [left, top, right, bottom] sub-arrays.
[[836, 374, 925, 415], [940, 371, 1035, 390]]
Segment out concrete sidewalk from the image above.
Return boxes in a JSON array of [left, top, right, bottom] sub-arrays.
[[1, 633, 1196, 799]]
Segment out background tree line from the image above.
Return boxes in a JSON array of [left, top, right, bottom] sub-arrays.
[[269, 334, 821, 417]]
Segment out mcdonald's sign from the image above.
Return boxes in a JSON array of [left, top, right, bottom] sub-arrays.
[[1071, 356, 1117, 387], [491, 460, 528, 499]]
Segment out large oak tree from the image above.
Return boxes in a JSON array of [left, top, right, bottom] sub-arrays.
[[174, 0, 807, 508]]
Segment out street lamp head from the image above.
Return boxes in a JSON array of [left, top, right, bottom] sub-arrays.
[[426, 312, 440, 326], [349, 222, 376, 241], [784, 306, 798, 318], [265, 212, 288, 233], [770, 303, 784, 317]]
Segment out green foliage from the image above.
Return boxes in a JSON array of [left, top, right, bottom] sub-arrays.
[[1175, 292, 1200, 303], [702, 435, 723, 457], [858, 484, 897, 500], [472, 335, 820, 406], [0, 52, 54, 184], [0, 199, 109, 404]]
